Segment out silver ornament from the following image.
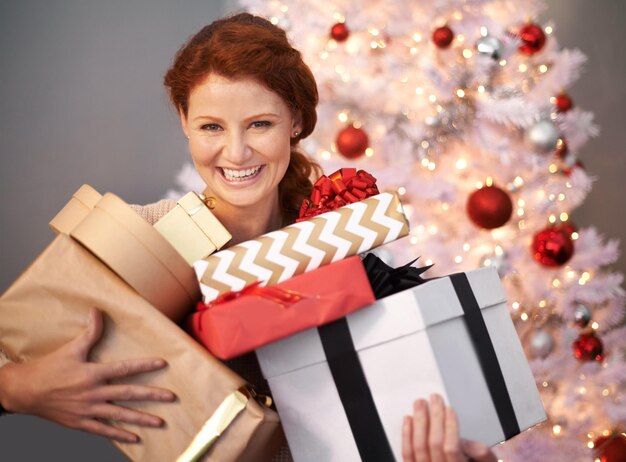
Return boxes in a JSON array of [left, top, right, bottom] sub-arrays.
[[529, 329, 554, 358], [573, 303, 592, 327], [476, 35, 505, 60], [525, 119, 560, 153]]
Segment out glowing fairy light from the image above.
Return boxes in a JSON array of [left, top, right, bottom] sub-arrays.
[[457, 34, 465, 43], [539, 300, 547, 308], [478, 85, 485, 93], [321, 150, 331, 160], [428, 94, 437, 103], [539, 64, 549, 73], [280, 4, 288, 12], [545, 26, 553, 34], [365, 148, 374, 157], [549, 163, 559, 173], [455, 255, 463, 263], [425, 259, 433, 266], [333, 12, 345, 22], [552, 425, 562, 436], [421, 158, 430, 167], [415, 86, 424, 95], [413, 32, 422, 42], [572, 232, 580, 240], [421, 140, 430, 149], [338, 112, 348, 122], [456, 89, 466, 98], [456, 158, 468, 169], [560, 212, 569, 221], [463, 243, 471, 251], [410, 236, 419, 245], [499, 59, 507, 66], [514, 176, 524, 187], [520, 312, 529, 321], [462, 49, 473, 59], [398, 187, 406, 195], [441, 202, 450, 211], [486, 176, 494, 186], [558, 193, 566, 201], [511, 302, 520, 310], [518, 64, 528, 72], [549, 215, 557, 224], [427, 161, 436, 171], [591, 322, 599, 330]]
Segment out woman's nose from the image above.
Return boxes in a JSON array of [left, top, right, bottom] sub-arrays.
[[223, 132, 251, 165]]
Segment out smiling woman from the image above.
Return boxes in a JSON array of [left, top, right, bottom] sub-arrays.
[[0, 11, 497, 462], [179, 74, 301, 240]]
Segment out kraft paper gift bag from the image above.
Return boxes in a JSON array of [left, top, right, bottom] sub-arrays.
[[0, 189, 282, 462]]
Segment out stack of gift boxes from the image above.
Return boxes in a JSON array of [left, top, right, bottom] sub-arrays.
[[0, 168, 546, 462]]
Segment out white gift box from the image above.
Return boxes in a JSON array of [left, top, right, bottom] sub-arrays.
[[256, 267, 546, 462]]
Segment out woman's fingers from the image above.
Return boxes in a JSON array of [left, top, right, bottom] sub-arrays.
[[88, 384, 176, 403], [428, 394, 446, 462], [79, 418, 140, 444], [443, 407, 463, 462], [412, 399, 430, 462], [461, 439, 498, 462], [96, 358, 168, 381], [90, 403, 164, 428], [402, 415, 415, 462]]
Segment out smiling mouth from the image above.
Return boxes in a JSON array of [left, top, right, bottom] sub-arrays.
[[219, 165, 264, 182]]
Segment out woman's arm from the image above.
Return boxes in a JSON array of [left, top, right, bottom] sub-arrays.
[[0, 308, 176, 443], [402, 394, 498, 462]]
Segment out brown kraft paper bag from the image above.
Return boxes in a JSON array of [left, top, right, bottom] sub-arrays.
[[0, 192, 283, 462]]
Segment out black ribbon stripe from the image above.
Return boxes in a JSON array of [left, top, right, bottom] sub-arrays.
[[449, 273, 520, 439], [318, 318, 395, 462]]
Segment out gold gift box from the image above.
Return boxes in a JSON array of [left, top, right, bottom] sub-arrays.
[[154, 192, 232, 265]]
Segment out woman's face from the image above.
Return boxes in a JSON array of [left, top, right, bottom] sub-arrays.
[[180, 74, 302, 211]]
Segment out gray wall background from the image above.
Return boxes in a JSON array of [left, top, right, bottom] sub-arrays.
[[0, 0, 624, 460]]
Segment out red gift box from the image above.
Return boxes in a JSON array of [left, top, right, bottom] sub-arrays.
[[186, 256, 375, 359]]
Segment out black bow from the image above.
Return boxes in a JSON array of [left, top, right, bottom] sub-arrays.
[[362, 253, 432, 299]]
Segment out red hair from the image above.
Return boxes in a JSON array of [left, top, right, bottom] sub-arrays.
[[164, 13, 321, 221]]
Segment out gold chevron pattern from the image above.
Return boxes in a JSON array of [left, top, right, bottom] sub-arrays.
[[196, 193, 409, 302]]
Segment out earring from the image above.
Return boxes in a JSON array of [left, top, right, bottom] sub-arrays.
[[292, 130, 300, 137]]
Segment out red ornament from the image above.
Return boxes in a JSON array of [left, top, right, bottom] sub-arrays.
[[330, 22, 350, 42], [335, 125, 369, 159], [531, 225, 575, 267], [573, 332, 604, 361], [594, 433, 626, 462], [466, 185, 513, 229], [518, 23, 546, 55], [432, 25, 454, 48], [552, 93, 574, 112]]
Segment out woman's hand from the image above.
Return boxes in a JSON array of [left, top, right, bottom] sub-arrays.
[[0, 308, 176, 443], [402, 394, 497, 462]]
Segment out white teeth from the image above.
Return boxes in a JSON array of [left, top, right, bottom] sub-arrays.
[[222, 166, 262, 181]]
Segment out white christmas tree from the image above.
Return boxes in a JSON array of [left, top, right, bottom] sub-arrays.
[[170, 0, 626, 460]]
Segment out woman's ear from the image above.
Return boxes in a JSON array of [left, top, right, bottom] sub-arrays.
[[291, 111, 303, 136], [179, 108, 190, 139]]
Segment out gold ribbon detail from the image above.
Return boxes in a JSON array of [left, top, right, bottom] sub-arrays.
[[176, 387, 250, 462]]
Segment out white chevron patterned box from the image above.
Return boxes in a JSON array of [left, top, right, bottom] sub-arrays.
[[194, 192, 409, 303]]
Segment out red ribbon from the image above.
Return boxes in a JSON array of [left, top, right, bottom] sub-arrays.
[[196, 281, 306, 312], [297, 168, 379, 221]]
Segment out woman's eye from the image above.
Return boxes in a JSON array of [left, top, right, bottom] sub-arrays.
[[250, 120, 271, 128], [201, 123, 222, 131]]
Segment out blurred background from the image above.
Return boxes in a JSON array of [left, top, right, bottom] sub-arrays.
[[1, 0, 624, 459]]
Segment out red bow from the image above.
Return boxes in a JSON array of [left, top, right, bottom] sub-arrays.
[[298, 168, 379, 221], [196, 281, 305, 312]]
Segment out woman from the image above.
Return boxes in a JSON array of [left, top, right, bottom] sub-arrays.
[[0, 13, 496, 462]]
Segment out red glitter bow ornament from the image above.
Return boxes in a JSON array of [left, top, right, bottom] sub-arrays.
[[298, 168, 379, 221]]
